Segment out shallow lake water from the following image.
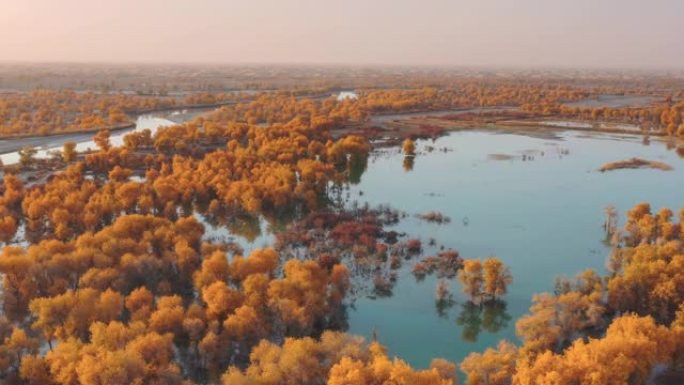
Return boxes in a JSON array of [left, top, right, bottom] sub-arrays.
[[340, 128, 684, 367]]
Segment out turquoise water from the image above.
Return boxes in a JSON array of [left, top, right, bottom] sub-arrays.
[[343, 129, 684, 367]]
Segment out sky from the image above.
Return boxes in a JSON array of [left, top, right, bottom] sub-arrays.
[[1, 0, 683, 69]]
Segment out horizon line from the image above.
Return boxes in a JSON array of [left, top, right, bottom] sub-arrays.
[[0, 60, 683, 73]]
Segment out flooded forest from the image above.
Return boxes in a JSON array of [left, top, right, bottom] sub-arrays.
[[1, 65, 684, 385]]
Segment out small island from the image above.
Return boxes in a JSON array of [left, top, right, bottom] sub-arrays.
[[599, 158, 673, 172]]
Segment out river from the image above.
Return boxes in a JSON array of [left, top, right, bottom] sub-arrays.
[[0, 108, 210, 165]]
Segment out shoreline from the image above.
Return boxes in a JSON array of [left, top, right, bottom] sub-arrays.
[[0, 101, 240, 155], [377, 113, 669, 138]]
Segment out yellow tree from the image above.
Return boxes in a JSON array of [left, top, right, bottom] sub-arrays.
[[93, 129, 111, 152], [402, 138, 416, 156], [482, 257, 512, 300], [461, 341, 517, 385], [63, 141, 77, 163], [18, 146, 37, 168], [458, 259, 483, 302]]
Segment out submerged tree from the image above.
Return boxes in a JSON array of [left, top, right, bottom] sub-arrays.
[[18, 147, 37, 168], [482, 257, 512, 300], [458, 258, 512, 303], [458, 259, 484, 302], [62, 141, 77, 163], [402, 138, 416, 156]]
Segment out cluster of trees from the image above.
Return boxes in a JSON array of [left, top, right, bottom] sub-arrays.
[[0, 212, 357, 383], [199, 85, 588, 131], [523, 99, 684, 136], [415, 254, 512, 305], [0, 114, 370, 244], [222, 331, 456, 385], [5, 84, 680, 142], [204, 93, 368, 126], [274, 206, 423, 297], [0, 91, 164, 136], [358, 85, 588, 113], [457, 258, 513, 303]]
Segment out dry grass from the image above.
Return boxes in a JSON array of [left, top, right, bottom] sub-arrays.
[[599, 158, 673, 172]]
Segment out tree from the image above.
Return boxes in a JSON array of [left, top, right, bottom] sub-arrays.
[[18, 146, 37, 168], [63, 141, 77, 163], [93, 129, 111, 151], [201, 282, 243, 321], [3, 327, 40, 373], [19, 354, 52, 385], [403, 138, 416, 156], [461, 341, 517, 385], [458, 259, 483, 302], [482, 257, 512, 299]]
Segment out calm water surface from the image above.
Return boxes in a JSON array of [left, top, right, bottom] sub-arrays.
[[343, 129, 684, 367]]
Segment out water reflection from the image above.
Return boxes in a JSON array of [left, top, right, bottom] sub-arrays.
[[456, 302, 483, 342], [455, 300, 511, 343], [348, 157, 368, 184], [403, 156, 415, 172], [435, 296, 456, 319]]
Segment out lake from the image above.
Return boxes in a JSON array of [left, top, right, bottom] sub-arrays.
[[223, 127, 684, 367]]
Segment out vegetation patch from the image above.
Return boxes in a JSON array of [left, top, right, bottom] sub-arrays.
[[416, 211, 452, 224]]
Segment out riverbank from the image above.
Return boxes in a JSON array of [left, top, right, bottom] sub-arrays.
[[363, 109, 670, 141], [0, 124, 136, 154], [0, 100, 241, 150], [0, 100, 237, 155]]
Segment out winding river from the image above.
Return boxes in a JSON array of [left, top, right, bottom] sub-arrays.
[[0, 108, 208, 165]]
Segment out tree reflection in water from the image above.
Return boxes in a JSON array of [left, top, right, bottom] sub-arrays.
[[454, 300, 511, 342], [403, 155, 414, 172], [348, 156, 368, 184], [435, 296, 456, 319]]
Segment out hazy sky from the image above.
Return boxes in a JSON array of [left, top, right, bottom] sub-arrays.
[[1, 0, 682, 68]]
